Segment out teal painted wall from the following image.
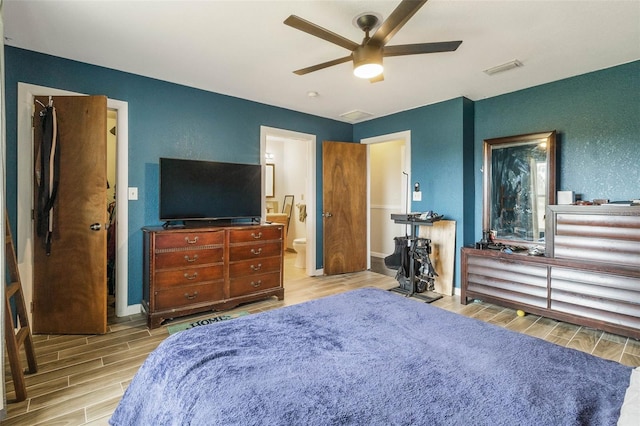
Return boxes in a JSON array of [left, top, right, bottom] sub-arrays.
[[4, 46, 352, 305], [474, 61, 640, 238], [4, 45, 638, 300], [353, 97, 474, 289], [353, 61, 638, 290]]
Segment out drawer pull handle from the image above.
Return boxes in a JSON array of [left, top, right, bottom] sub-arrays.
[[184, 291, 199, 300], [250, 248, 262, 255], [185, 236, 199, 244], [251, 280, 262, 288], [251, 232, 263, 239], [184, 254, 199, 263], [184, 272, 198, 280], [250, 263, 262, 271]]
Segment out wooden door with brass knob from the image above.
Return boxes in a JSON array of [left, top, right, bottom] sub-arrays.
[[322, 141, 367, 275], [32, 95, 108, 334]]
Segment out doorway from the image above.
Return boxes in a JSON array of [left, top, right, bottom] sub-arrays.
[[16, 83, 133, 326], [361, 131, 411, 274], [260, 126, 317, 276]]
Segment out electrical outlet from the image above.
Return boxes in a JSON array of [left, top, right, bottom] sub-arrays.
[[128, 187, 138, 200], [412, 191, 422, 201]]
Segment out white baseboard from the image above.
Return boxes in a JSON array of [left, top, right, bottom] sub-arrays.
[[118, 303, 142, 317]]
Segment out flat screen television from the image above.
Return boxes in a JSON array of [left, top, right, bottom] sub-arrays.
[[159, 157, 262, 224]]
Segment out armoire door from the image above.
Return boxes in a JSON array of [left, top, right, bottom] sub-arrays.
[[32, 95, 108, 334]]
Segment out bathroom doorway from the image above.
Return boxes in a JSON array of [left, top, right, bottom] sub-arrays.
[[260, 126, 316, 278]]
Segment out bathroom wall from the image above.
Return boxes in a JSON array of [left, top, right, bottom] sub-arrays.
[[266, 137, 308, 250], [369, 139, 406, 258]]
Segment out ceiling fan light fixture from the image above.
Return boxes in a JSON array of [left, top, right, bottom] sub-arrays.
[[354, 62, 384, 79], [285, 1, 461, 80], [353, 45, 383, 79]]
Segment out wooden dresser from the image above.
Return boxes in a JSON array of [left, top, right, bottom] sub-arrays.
[[142, 224, 284, 329], [461, 206, 640, 339]]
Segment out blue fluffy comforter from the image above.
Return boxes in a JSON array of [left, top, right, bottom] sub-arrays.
[[110, 288, 632, 425]]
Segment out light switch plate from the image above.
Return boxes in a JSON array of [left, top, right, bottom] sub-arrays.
[[412, 191, 422, 201], [128, 187, 138, 200]]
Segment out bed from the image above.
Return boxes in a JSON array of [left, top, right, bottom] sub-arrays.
[[110, 288, 639, 425]]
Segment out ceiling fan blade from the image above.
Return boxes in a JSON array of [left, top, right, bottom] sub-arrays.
[[370, 73, 385, 83], [284, 15, 360, 51], [293, 55, 353, 75], [370, 0, 428, 47], [383, 40, 462, 57]]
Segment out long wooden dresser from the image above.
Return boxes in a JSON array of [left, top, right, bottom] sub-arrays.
[[461, 206, 640, 339], [142, 223, 284, 329]]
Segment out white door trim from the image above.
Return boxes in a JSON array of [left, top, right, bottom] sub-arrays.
[[360, 130, 412, 268], [260, 126, 319, 276], [16, 83, 137, 321]]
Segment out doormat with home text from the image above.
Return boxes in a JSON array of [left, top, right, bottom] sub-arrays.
[[166, 311, 250, 335]]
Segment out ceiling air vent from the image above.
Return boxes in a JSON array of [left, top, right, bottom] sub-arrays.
[[483, 60, 523, 76], [340, 110, 374, 123]]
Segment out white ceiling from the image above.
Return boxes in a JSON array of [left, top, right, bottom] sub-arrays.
[[4, 0, 640, 123]]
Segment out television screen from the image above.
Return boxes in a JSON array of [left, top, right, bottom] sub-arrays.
[[159, 157, 262, 222]]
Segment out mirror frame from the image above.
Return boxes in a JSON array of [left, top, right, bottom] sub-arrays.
[[482, 130, 556, 246], [265, 163, 275, 198]]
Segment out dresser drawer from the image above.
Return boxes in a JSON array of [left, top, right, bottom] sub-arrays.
[[228, 241, 282, 261], [154, 265, 224, 288], [155, 248, 223, 269], [228, 226, 282, 243], [230, 272, 281, 298], [154, 231, 224, 250], [155, 282, 225, 310], [229, 256, 281, 277]]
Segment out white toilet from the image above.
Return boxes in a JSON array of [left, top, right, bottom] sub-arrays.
[[293, 238, 306, 269]]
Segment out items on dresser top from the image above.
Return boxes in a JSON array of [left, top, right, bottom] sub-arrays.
[[462, 206, 640, 339]]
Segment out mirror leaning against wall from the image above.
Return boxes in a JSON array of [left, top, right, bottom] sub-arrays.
[[483, 131, 556, 247]]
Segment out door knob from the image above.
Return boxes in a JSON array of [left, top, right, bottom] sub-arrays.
[[323, 212, 333, 218], [89, 223, 102, 231]]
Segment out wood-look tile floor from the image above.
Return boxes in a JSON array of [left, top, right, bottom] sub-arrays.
[[3, 253, 640, 425]]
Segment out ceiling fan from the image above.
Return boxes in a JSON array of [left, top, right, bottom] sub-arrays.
[[284, 0, 462, 82]]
